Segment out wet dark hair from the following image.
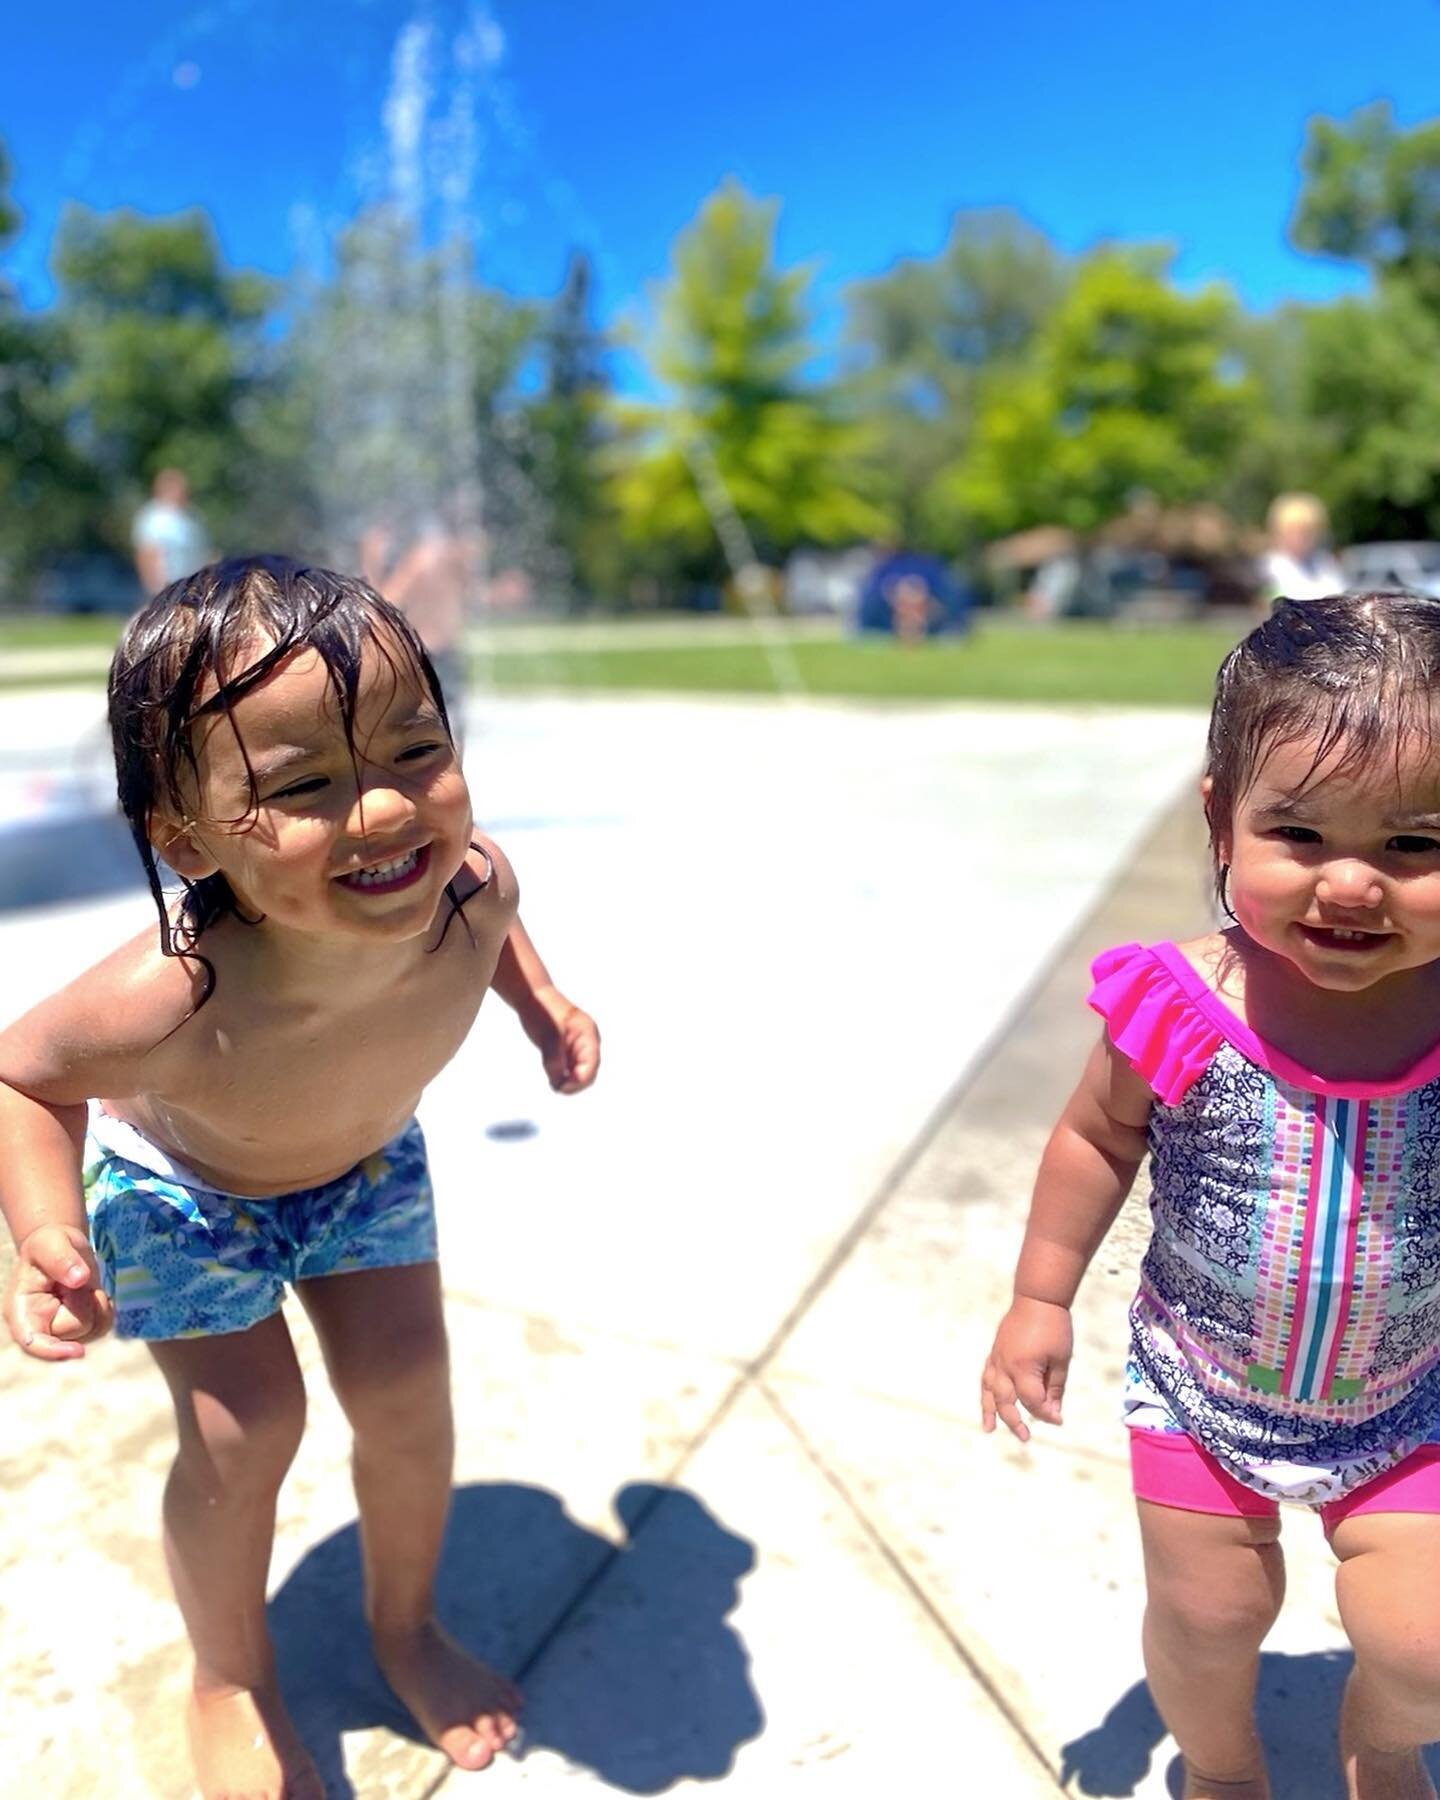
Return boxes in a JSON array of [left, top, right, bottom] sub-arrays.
[[109, 554, 467, 1001], [1205, 591, 1440, 901]]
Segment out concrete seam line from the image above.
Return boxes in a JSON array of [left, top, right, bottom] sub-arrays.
[[427, 1372, 755, 1791], [430, 1365, 759, 1784], [744, 774, 1201, 1385], [758, 1377, 1064, 1792]]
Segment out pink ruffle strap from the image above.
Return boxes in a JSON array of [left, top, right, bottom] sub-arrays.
[[1087, 943, 1222, 1105]]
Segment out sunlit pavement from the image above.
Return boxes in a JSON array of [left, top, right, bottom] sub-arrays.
[[0, 686, 1244, 1797]]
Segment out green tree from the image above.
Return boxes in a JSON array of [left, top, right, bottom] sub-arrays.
[[287, 204, 539, 567], [0, 140, 19, 254], [1283, 103, 1440, 538], [613, 180, 888, 596], [1291, 101, 1440, 308], [1293, 285, 1440, 541], [842, 210, 1069, 546], [50, 205, 274, 550], [1217, 302, 1314, 521], [939, 248, 1258, 537], [0, 310, 104, 581], [847, 208, 1067, 385], [522, 250, 615, 607], [0, 144, 105, 587]]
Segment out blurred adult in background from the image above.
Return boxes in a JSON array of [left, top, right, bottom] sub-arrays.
[[131, 468, 213, 597], [1025, 550, 1083, 619], [360, 507, 478, 740], [857, 543, 973, 640], [1260, 492, 1344, 609]]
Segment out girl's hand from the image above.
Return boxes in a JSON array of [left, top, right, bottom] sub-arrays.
[[4, 1224, 113, 1361], [981, 1296, 1073, 1442], [520, 987, 601, 1095]]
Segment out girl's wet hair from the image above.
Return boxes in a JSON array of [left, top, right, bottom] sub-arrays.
[[109, 554, 464, 999], [1205, 591, 1440, 896]]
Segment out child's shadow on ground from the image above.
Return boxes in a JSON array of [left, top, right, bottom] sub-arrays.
[[269, 1480, 763, 1797], [1059, 1651, 1440, 1797]]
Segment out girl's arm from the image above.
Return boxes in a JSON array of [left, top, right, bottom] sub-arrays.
[[981, 1030, 1153, 1441]]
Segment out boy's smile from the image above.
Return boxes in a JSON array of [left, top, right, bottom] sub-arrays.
[[162, 636, 472, 945], [334, 842, 433, 894]]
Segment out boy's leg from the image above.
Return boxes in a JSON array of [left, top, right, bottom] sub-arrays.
[[150, 1313, 323, 1800], [1331, 1512, 1440, 1800], [1137, 1499, 1285, 1799], [296, 1260, 521, 1772]]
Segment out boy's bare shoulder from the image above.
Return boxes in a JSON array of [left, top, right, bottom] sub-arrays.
[[0, 925, 205, 1101], [453, 835, 519, 916]]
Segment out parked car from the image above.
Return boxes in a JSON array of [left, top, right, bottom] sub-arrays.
[[1068, 549, 1208, 619], [1339, 542, 1440, 599], [32, 552, 143, 615]]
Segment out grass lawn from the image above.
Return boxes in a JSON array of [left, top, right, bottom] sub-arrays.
[[0, 616, 1239, 707], [0, 614, 126, 652], [480, 622, 1236, 707]]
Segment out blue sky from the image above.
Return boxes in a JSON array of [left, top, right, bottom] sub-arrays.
[[3, 0, 1437, 359]]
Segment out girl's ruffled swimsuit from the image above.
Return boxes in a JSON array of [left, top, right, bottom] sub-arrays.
[[1091, 941, 1440, 1505]]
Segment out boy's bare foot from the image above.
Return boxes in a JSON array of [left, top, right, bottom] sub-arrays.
[[373, 1619, 522, 1771], [1181, 1763, 1271, 1799], [188, 1681, 326, 1799]]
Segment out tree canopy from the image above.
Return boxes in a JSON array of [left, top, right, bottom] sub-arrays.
[[841, 209, 1069, 546], [932, 249, 1257, 537], [1292, 101, 1440, 304], [49, 206, 274, 548], [8, 102, 1440, 604], [612, 179, 887, 583]]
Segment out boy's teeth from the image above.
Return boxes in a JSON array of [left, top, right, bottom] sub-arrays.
[[348, 850, 418, 886]]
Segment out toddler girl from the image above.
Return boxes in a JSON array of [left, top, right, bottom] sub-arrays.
[[983, 592, 1440, 1800], [0, 556, 599, 1799]]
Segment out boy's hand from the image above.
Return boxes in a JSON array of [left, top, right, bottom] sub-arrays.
[[4, 1224, 113, 1361], [520, 987, 600, 1095], [981, 1296, 1072, 1442]]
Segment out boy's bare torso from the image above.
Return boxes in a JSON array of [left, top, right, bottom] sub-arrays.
[[1, 842, 516, 1197]]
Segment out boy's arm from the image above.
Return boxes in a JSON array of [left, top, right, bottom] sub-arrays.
[[0, 936, 194, 1358], [492, 918, 601, 1095], [466, 838, 599, 1096], [0, 1078, 88, 1246], [981, 1030, 1153, 1440], [490, 916, 559, 1020], [0, 1081, 99, 1358]]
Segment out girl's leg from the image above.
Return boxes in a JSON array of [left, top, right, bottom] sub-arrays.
[[1137, 1499, 1285, 1799], [1331, 1512, 1440, 1800], [296, 1261, 520, 1772], [150, 1313, 323, 1800]]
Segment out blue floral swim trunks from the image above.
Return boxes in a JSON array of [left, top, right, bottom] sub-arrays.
[[84, 1105, 438, 1341]]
